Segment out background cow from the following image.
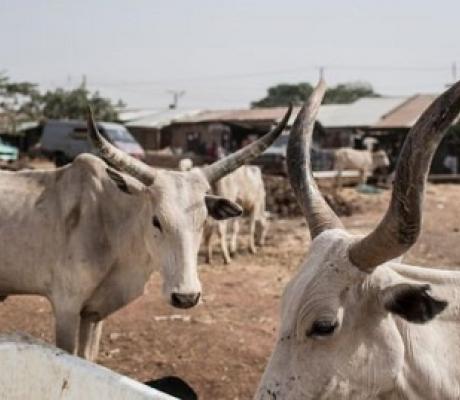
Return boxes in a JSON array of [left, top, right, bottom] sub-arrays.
[[256, 81, 460, 399], [0, 106, 291, 361], [203, 165, 268, 264], [333, 147, 390, 188]]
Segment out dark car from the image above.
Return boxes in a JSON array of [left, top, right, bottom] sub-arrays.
[[253, 133, 334, 175], [253, 133, 289, 175]]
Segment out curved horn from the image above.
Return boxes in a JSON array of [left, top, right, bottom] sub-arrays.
[[201, 104, 293, 183], [349, 81, 460, 272], [87, 107, 155, 185], [287, 79, 343, 239]]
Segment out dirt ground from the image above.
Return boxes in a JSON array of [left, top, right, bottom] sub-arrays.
[[1, 183, 460, 399]]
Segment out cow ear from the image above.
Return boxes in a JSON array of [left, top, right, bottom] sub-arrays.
[[106, 168, 144, 195], [205, 195, 242, 220], [382, 283, 448, 324]]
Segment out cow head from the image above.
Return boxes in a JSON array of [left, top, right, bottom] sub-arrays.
[[372, 149, 390, 169], [256, 80, 460, 399], [87, 106, 292, 309]]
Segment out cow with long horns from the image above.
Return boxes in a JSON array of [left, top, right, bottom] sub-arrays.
[[0, 106, 291, 360], [256, 81, 460, 399]]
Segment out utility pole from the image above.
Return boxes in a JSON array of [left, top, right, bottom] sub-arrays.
[[446, 62, 457, 88], [167, 90, 186, 109], [80, 74, 87, 89], [318, 66, 325, 81]]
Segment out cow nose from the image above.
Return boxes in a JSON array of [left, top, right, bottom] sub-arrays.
[[171, 293, 201, 309]]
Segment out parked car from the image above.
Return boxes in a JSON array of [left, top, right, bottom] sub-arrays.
[[39, 120, 145, 166], [253, 133, 289, 175], [253, 133, 335, 175], [0, 138, 19, 162]]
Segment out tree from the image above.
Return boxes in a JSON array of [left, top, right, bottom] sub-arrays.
[[0, 72, 42, 133], [251, 81, 380, 108], [323, 82, 379, 104], [42, 83, 121, 121], [251, 83, 313, 108], [0, 73, 122, 134]]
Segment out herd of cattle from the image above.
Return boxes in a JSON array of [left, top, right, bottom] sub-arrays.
[[1, 79, 460, 399]]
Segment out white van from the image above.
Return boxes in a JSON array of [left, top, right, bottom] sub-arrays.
[[40, 120, 145, 166]]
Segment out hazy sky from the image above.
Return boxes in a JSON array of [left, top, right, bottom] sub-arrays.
[[1, 0, 459, 109]]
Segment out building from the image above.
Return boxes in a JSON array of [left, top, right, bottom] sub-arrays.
[[120, 108, 202, 151], [120, 93, 459, 174]]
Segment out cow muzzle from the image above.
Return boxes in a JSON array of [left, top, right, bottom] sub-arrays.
[[170, 292, 201, 309]]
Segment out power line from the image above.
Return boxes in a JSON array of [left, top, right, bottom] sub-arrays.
[[78, 63, 452, 88]]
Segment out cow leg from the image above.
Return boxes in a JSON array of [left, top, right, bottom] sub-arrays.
[[335, 168, 343, 191], [54, 308, 81, 355], [249, 211, 257, 255], [203, 222, 214, 264], [78, 315, 104, 361], [257, 218, 268, 247], [78, 316, 95, 360], [90, 321, 104, 361], [229, 218, 239, 256], [360, 169, 368, 185], [218, 221, 231, 264]]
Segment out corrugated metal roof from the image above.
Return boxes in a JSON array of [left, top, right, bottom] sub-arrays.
[[317, 97, 406, 128], [118, 108, 162, 123], [376, 94, 437, 128], [123, 95, 440, 131], [176, 97, 408, 128], [125, 109, 203, 129], [178, 107, 290, 124]]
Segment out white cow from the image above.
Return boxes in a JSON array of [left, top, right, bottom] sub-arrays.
[[334, 147, 389, 188], [256, 80, 460, 399], [0, 106, 292, 361], [203, 165, 268, 264]]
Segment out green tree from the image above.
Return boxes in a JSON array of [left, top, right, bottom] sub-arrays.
[[0, 72, 42, 133], [323, 82, 379, 104], [42, 84, 121, 121], [251, 83, 314, 108], [251, 81, 380, 108], [1, 73, 123, 133]]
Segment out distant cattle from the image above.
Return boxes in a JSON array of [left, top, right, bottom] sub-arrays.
[[203, 165, 268, 264], [333, 147, 389, 188]]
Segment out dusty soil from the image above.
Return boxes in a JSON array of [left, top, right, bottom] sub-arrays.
[[1, 184, 460, 399]]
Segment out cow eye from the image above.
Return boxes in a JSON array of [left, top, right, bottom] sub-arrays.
[[308, 320, 338, 338], [152, 216, 163, 232]]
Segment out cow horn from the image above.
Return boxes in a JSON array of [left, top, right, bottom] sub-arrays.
[[201, 104, 292, 183], [287, 79, 344, 239], [349, 81, 460, 272], [87, 107, 155, 185]]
